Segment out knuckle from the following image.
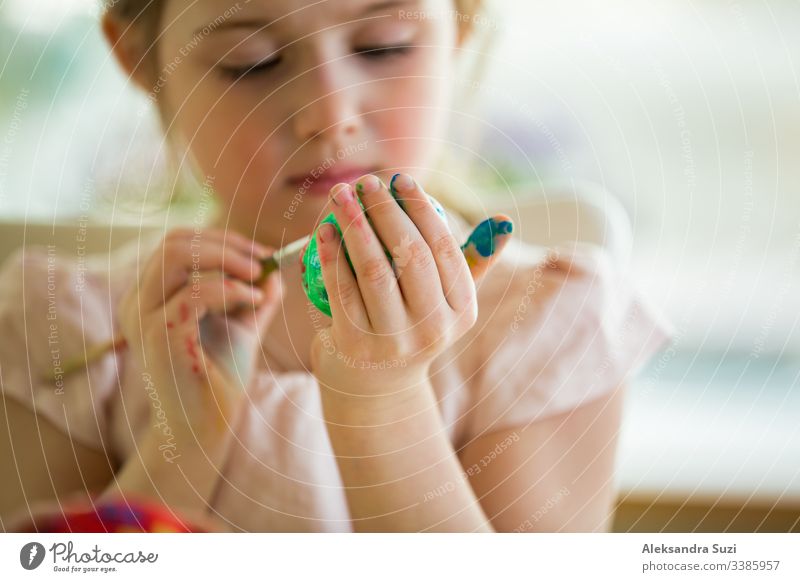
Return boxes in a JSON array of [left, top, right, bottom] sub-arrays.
[[416, 329, 446, 356], [361, 256, 394, 286], [430, 233, 461, 264], [449, 282, 478, 314], [408, 240, 434, 271], [427, 309, 451, 335], [414, 315, 449, 351], [332, 280, 360, 307]]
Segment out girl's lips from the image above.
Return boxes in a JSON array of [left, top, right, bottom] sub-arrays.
[[287, 167, 376, 196]]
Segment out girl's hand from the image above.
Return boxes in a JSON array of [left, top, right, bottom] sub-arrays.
[[309, 174, 513, 396], [117, 228, 283, 445]]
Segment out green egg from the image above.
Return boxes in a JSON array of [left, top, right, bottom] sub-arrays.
[[302, 190, 450, 317]]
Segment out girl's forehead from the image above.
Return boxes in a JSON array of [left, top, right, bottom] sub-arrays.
[[163, 0, 425, 37]]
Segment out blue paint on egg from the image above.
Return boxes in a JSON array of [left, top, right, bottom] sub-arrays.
[[302, 190, 452, 317]]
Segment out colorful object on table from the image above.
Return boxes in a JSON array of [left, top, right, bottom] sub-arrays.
[[460, 217, 514, 268], [302, 177, 450, 317], [16, 499, 206, 533]]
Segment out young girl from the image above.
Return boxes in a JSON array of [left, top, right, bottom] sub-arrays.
[[0, 0, 672, 532]]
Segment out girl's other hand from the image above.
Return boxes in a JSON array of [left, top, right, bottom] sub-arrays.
[[310, 174, 513, 395], [117, 228, 283, 444]]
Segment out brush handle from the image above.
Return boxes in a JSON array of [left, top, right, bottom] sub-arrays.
[[255, 256, 280, 286]]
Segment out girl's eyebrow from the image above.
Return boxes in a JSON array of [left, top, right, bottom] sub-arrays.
[[196, 0, 413, 36]]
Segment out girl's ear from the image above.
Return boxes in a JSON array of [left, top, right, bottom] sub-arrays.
[[101, 12, 154, 94]]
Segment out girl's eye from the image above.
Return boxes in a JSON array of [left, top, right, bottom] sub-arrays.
[[355, 45, 413, 60], [217, 45, 412, 81], [219, 56, 281, 81]]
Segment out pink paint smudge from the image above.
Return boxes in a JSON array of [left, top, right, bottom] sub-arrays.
[[179, 303, 190, 323]]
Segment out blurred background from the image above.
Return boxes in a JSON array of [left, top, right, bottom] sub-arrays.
[[1, 0, 798, 531]]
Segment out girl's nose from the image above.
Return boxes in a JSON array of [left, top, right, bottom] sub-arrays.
[[292, 61, 362, 142]]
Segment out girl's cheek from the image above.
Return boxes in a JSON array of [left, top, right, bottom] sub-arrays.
[[372, 99, 447, 165], [187, 99, 282, 181]]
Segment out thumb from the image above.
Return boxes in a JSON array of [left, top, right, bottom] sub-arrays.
[[461, 215, 514, 284]]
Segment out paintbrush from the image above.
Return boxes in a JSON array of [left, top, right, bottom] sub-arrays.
[[49, 234, 311, 382]]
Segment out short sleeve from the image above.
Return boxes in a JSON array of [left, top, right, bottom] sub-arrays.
[[0, 246, 120, 452], [463, 241, 674, 441]]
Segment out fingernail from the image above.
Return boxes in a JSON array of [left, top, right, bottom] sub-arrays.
[[355, 175, 381, 197], [331, 183, 354, 206], [318, 223, 337, 243], [390, 173, 414, 194], [495, 220, 514, 236], [251, 259, 264, 279]]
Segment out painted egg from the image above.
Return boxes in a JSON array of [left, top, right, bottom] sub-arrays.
[[302, 188, 450, 317]]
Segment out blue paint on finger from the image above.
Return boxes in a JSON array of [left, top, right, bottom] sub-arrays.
[[461, 217, 514, 257], [388, 173, 407, 211]]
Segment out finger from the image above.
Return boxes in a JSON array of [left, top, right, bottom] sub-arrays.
[[151, 275, 265, 385], [327, 182, 405, 332], [162, 273, 266, 333], [315, 220, 372, 332], [388, 173, 470, 313], [199, 227, 273, 261], [357, 174, 443, 314], [460, 215, 515, 284], [251, 270, 284, 337], [140, 234, 264, 312]]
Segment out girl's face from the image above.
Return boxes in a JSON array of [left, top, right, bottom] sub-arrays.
[[157, 0, 460, 245]]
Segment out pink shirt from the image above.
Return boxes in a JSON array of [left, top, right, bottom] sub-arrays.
[[0, 210, 673, 532]]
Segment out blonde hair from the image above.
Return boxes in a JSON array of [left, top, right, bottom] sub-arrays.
[[105, 0, 495, 225]]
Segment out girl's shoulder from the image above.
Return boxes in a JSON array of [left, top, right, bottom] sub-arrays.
[[444, 204, 623, 326], [443, 208, 674, 440]]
